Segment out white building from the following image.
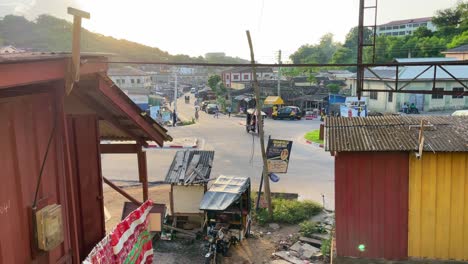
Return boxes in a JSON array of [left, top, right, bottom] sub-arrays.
[[108, 66, 152, 95], [348, 58, 468, 113], [222, 67, 274, 88], [376, 17, 436, 37]]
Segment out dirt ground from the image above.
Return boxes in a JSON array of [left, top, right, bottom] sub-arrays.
[[104, 185, 300, 264], [103, 184, 171, 232]]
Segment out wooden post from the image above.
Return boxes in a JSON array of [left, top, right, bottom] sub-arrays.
[[246, 30, 273, 218], [66, 7, 90, 95], [137, 144, 149, 201]]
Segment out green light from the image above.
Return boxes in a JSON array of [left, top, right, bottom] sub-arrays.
[[358, 244, 366, 252]]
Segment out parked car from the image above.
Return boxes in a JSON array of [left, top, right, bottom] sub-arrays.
[[206, 104, 219, 114], [191, 88, 197, 94], [272, 106, 302, 120]]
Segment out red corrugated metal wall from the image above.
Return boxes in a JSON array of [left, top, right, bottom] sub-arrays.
[[335, 152, 409, 260], [67, 114, 106, 260], [0, 89, 71, 263]]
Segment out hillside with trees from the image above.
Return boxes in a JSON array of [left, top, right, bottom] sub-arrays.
[[289, 1, 467, 69], [0, 14, 248, 63]]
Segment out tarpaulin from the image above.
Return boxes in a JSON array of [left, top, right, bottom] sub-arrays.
[[83, 200, 154, 264]]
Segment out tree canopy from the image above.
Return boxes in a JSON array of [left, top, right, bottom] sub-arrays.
[[289, 1, 468, 68]]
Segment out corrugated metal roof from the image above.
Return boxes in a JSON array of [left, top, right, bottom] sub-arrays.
[[361, 64, 468, 81], [325, 116, 468, 152], [165, 150, 215, 184], [199, 176, 250, 211], [394, 58, 458, 63]]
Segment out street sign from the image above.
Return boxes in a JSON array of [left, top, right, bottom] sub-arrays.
[[266, 139, 293, 173]]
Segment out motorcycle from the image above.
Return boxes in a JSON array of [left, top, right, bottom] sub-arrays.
[[204, 226, 237, 264]]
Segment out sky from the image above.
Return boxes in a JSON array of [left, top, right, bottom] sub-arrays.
[[0, 0, 459, 62]]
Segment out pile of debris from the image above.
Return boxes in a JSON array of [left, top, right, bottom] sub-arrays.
[[272, 212, 335, 264]]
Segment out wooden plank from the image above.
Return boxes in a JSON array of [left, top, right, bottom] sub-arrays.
[[162, 224, 196, 237], [100, 144, 138, 154], [103, 177, 141, 205]]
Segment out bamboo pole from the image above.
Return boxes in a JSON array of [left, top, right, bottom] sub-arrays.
[[246, 30, 273, 218]]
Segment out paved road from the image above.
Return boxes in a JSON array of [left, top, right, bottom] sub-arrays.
[[102, 93, 335, 209]]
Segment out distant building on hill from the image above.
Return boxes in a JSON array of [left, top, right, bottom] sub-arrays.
[[108, 66, 152, 95], [376, 17, 436, 37], [442, 44, 468, 60]]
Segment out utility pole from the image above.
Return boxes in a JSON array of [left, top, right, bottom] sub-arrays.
[[277, 50, 282, 97], [246, 30, 273, 219], [174, 68, 178, 113]]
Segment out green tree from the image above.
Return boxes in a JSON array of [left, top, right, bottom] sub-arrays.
[[413, 26, 433, 38], [290, 33, 340, 64], [326, 83, 341, 94], [448, 31, 468, 48], [207, 75, 222, 92]]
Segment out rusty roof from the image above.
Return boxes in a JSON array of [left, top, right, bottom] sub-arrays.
[[75, 74, 172, 144], [0, 51, 110, 64], [165, 150, 215, 185], [325, 116, 468, 152]]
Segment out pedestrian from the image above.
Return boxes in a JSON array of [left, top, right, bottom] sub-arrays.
[[195, 109, 199, 121], [402, 102, 408, 114], [214, 105, 219, 118], [172, 110, 177, 127], [227, 106, 232, 118]]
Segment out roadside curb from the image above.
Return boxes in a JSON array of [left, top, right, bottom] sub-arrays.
[[305, 140, 324, 148], [145, 138, 198, 150]]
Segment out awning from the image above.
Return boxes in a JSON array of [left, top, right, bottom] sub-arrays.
[[264, 96, 284, 105], [66, 73, 172, 146], [199, 176, 250, 211]]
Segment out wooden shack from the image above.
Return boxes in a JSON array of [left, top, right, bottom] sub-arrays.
[[325, 116, 468, 263], [165, 150, 214, 228], [0, 52, 171, 263]]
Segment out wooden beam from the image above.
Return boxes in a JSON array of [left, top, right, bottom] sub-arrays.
[[103, 177, 141, 205], [66, 7, 90, 95], [137, 145, 149, 201], [100, 144, 138, 154], [97, 78, 165, 146]]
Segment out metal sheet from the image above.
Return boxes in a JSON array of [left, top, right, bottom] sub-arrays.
[[326, 116, 468, 152], [165, 150, 215, 184], [408, 153, 468, 261], [200, 176, 250, 211], [0, 91, 70, 263], [67, 115, 106, 259], [335, 152, 408, 260]]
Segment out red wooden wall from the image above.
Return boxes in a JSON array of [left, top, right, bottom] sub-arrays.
[[0, 89, 72, 263], [335, 152, 409, 260], [67, 114, 106, 260]]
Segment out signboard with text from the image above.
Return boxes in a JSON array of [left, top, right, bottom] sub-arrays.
[[266, 139, 293, 173]]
